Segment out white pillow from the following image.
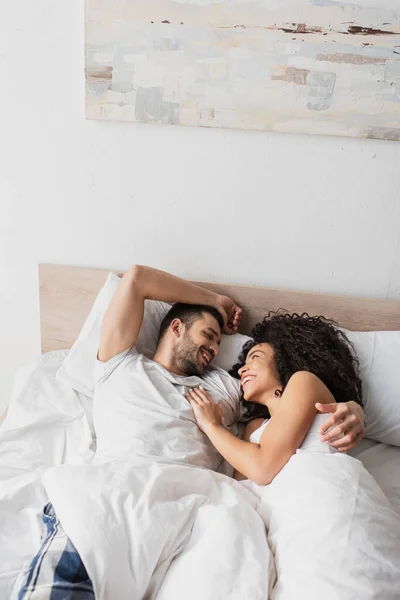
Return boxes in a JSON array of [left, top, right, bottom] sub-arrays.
[[343, 329, 400, 447], [213, 333, 252, 372], [56, 272, 251, 397]]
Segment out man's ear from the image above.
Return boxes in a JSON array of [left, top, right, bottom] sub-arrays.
[[170, 318, 184, 339]]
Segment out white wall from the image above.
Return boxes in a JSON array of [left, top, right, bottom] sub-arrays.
[[1, 1, 399, 414]]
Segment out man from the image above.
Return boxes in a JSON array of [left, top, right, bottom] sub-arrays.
[[19, 265, 364, 598]]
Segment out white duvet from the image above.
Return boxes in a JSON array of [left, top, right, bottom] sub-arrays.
[[257, 452, 400, 599], [1, 353, 400, 600], [43, 461, 273, 600]]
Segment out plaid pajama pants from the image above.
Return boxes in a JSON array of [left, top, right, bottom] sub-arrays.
[[18, 503, 95, 600]]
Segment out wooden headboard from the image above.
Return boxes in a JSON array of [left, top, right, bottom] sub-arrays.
[[39, 264, 400, 353]]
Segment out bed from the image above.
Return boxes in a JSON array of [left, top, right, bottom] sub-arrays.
[[1, 263, 400, 599], [37, 263, 400, 512]]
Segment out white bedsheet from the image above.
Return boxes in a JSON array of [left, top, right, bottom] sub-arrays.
[[1, 353, 400, 600]]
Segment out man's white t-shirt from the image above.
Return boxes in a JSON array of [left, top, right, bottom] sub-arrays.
[[93, 347, 242, 471]]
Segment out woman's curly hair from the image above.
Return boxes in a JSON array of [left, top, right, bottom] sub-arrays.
[[229, 311, 363, 420]]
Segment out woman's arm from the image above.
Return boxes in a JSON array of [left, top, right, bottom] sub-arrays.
[[188, 372, 335, 486]]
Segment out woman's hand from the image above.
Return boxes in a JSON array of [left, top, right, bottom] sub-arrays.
[[316, 401, 365, 452], [187, 387, 223, 434], [215, 295, 242, 335]]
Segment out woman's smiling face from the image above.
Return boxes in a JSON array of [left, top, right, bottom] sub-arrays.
[[238, 343, 281, 403]]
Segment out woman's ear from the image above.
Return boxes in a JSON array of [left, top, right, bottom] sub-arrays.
[[274, 389, 282, 398]]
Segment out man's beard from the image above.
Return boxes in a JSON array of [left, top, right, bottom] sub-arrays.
[[174, 332, 209, 377]]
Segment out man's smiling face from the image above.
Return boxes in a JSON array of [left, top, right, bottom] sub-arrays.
[[173, 312, 222, 376]]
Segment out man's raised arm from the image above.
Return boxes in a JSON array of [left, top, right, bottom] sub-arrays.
[[98, 265, 242, 362]]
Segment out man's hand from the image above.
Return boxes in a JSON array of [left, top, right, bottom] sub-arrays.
[[316, 401, 365, 452], [187, 387, 223, 434], [215, 295, 243, 335]]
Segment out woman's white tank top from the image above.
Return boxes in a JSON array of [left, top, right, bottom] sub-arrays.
[[249, 413, 339, 455]]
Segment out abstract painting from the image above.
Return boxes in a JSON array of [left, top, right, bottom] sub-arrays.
[[85, 0, 400, 141]]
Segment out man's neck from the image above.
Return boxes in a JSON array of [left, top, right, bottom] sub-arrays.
[[152, 347, 186, 377]]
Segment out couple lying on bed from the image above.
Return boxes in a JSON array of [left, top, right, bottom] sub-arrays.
[[19, 265, 367, 597]]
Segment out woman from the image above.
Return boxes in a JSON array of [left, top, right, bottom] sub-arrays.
[[187, 312, 363, 484], [187, 312, 400, 599]]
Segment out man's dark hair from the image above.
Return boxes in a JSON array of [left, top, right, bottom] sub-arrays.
[[158, 303, 224, 343], [230, 311, 363, 420]]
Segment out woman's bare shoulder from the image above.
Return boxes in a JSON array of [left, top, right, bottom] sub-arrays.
[[284, 371, 335, 406]]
